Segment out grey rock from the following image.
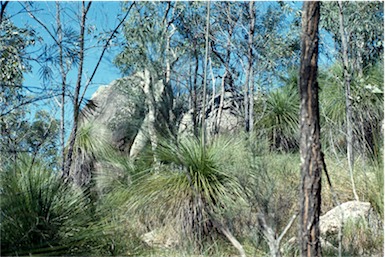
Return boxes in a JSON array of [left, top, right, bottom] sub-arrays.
[[178, 90, 244, 139], [141, 226, 179, 249], [319, 201, 373, 236]]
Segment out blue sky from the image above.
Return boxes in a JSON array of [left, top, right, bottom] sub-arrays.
[[5, 1, 336, 124], [8, 1, 125, 100]]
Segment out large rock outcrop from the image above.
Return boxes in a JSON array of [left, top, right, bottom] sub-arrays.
[[71, 70, 172, 187], [82, 73, 146, 153]]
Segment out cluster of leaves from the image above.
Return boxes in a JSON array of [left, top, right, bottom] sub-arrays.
[[0, 156, 87, 255], [254, 60, 383, 160], [125, 137, 245, 250]]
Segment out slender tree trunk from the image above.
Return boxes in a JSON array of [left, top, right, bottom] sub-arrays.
[[249, 67, 254, 133], [298, 2, 322, 256], [146, 71, 159, 163], [245, 1, 255, 133], [216, 70, 226, 134], [337, 0, 359, 201], [201, 0, 210, 146], [192, 44, 199, 137], [163, 4, 175, 133], [244, 71, 250, 132], [209, 57, 216, 135], [56, 2, 66, 175], [216, 3, 234, 136], [63, 1, 91, 178]]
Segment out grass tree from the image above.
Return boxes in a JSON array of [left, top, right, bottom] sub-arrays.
[[255, 79, 299, 152], [0, 156, 89, 255], [126, 136, 245, 256]]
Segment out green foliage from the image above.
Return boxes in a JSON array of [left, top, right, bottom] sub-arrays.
[[115, 2, 182, 76], [319, 61, 383, 159], [321, 1, 383, 69], [126, 136, 245, 251], [0, 110, 60, 169], [255, 78, 299, 152], [0, 17, 34, 89], [0, 156, 88, 255]]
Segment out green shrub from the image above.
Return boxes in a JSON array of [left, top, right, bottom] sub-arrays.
[[0, 156, 91, 255]]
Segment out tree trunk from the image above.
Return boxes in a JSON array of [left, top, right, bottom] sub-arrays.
[[63, 1, 92, 179], [215, 2, 234, 136], [216, 70, 226, 135], [245, 1, 255, 133], [192, 44, 199, 137], [249, 67, 254, 133], [337, 0, 359, 201], [298, 2, 322, 257], [56, 2, 68, 176], [201, 0, 210, 146]]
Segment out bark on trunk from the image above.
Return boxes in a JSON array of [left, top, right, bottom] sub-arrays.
[[298, 2, 322, 256], [215, 70, 226, 135], [192, 45, 199, 137]]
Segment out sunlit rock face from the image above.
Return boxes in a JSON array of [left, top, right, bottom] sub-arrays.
[[83, 74, 146, 153], [178, 90, 244, 139]]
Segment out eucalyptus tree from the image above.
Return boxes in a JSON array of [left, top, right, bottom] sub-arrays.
[[173, 2, 210, 136], [115, 2, 185, 159], [244, 1, 255, 133], [320, 2, 383, 166], [321, 2, 383, 76], [235, 2, 301, 135], [21, 2, 132, 180], [0, 4, 37, 167], [209, 2, 241, 135]]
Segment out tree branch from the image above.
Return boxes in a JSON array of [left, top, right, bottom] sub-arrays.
[[79, 2, 135, 105]]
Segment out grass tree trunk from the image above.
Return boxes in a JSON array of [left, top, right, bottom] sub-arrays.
[[298, 2, 322, 256], [337, 0, 359, 201]]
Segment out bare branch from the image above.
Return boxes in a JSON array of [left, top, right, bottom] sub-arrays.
[[23, 3, 60, 46], [79, 2, 135, 105]]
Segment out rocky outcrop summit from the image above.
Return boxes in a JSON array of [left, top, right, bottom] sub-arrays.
[[71, 71, 245, 186], [179, 90, 244, 138]]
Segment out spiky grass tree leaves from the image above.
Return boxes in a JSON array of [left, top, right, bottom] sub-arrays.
[[126, 136, 245, 250], [69, 122, 115, 187], [0, 156, 89, 255], [257, 83, 299, 152], [319, 61, 384, 160]]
